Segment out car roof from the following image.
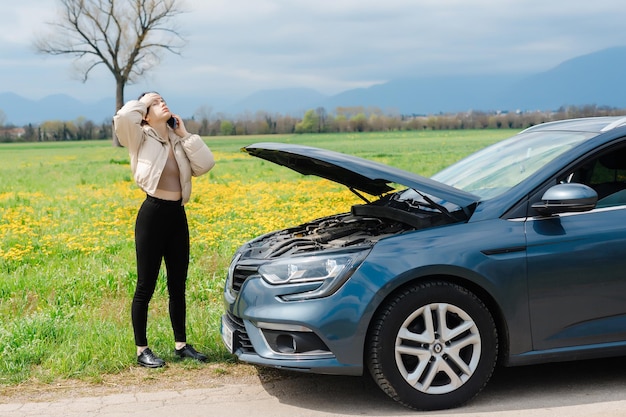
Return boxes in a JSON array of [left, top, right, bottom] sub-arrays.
[[521, 116, 626, 134]]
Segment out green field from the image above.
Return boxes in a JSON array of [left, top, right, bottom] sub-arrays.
[[0, 129, 514, 386]]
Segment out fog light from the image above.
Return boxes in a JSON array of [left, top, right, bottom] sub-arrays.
[[275, 334, 296, 353], [261, 329, 331, 354]]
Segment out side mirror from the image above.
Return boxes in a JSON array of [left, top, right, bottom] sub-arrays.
[[531, 183, 598, 215]]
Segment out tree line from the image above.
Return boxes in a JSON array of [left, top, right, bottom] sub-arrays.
[[2, 104, 626, 143]]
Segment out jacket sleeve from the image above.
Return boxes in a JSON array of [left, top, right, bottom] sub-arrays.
[[113, 100, 148, 155], [180, 134, 216, 177]]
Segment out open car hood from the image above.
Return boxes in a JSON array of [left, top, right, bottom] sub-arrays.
[[243, 142, 479, 209]]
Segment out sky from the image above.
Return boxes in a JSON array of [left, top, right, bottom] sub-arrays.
[[2, 0, 626, 104]]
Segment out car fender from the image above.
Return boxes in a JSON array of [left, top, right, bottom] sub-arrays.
[[349, 219, 532, 361]]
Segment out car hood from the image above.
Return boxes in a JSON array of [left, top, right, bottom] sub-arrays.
[[242, 142, 479, 209]]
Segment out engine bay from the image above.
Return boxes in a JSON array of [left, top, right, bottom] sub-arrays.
[[240, 190, 467, 259]]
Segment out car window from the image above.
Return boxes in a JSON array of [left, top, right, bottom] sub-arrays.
[[432, 130, 594, 200], [561, 145, 626, 208]]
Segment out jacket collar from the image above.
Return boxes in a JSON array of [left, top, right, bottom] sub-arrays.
[[144, 125, 179, 145]]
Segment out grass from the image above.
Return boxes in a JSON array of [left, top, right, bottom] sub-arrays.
[[0, 129, 514, 386]]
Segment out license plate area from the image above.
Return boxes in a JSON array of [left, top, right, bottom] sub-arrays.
[[221, 316, 238, 354]]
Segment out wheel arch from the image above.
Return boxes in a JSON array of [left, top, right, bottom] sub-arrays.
[[364, 272, 510, 368]]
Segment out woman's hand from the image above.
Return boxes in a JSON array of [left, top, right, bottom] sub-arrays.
[[139, 93, 160, 112], [170, 114, 189, 137]]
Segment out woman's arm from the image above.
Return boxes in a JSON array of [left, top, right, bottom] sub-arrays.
[[171, 116, 215, 177], [179, 133, 215, 177], [113, 100, 148, 155]]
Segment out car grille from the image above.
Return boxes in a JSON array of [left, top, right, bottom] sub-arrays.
[[231, 264, 257, 292], [224, 311, 254, 354]]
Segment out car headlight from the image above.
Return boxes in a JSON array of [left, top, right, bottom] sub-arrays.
[[258, 250, 369, 300]]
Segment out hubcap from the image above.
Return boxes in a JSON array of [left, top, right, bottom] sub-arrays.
[[394, 302, 481, 395]]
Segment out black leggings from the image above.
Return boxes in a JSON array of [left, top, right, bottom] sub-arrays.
[[131, 195, 189, 347]]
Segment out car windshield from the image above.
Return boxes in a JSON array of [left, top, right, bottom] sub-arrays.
[[430, 130, 596, 199]]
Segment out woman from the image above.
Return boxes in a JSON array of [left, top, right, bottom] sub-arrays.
[[113, 92, 215, 368]]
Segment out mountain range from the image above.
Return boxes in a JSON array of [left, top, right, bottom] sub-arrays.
[[2, 46, 626, 126]]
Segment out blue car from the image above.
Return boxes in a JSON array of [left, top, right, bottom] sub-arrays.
[[221, 116, 626, 410]]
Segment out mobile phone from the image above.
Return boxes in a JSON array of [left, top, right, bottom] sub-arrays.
[[167, 116, 177, 129]]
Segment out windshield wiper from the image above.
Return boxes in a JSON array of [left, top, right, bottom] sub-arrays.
[[412, 189, 465, 221]]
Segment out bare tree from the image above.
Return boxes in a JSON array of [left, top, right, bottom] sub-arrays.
[[34, 0, 186, 145]]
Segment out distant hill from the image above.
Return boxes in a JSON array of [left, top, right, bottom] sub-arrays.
[[228, 46, 626, 114], [2, 46, 626, 125], [226, 88, 327, 116], [496, 46, 626, 110], [0, 92, 115, 125], [319, 75, 521, 115]]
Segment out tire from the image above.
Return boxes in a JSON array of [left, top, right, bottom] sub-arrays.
[[366, 281, 498, 410]]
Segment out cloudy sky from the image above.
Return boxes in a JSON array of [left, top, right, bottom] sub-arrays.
[[2, 0, 626, 103]]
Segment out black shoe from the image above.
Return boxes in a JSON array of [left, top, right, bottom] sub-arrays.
[[137, 348, 166, 368], [174, 344, 208, 362]]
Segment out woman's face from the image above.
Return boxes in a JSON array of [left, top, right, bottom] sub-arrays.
[[142, 93, 172, 125]]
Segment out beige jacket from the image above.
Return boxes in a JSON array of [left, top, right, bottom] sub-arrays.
[[113, 100, 215, 205]]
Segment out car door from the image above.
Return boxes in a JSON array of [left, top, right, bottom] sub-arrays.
[[526, 143, 626, 351]]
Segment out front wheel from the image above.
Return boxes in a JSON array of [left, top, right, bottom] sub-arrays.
[[366, 281, 498, 410]]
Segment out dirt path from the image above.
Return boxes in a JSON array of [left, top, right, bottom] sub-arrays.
[[0, 363, 263, 404], [2, 357, 626, 416]]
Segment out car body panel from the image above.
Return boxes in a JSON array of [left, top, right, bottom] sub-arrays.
[[527, 207, 626, 349]]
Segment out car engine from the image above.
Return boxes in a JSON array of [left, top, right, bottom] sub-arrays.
[[240, 191, 466, 259]]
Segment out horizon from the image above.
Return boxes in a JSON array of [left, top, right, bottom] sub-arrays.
[[2, 44, 626, 126]]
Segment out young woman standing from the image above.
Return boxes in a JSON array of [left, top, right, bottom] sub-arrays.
[[114, 92, 215, 368]]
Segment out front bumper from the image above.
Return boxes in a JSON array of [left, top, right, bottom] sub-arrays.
[[221, 273, 370, 376]]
